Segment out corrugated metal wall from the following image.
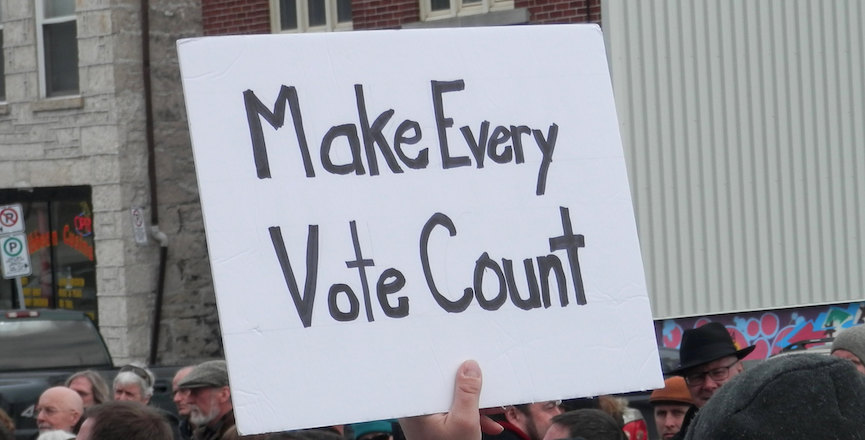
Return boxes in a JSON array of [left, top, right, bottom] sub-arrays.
[[602, 1, 865, 318]]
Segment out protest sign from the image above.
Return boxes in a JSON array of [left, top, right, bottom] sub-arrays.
[[177, 24, 663, 435]]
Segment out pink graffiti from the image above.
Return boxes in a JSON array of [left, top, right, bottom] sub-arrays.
[[745, 318, 760, 339], [746, 339, 770, 360], [760, 313, 780, 338]]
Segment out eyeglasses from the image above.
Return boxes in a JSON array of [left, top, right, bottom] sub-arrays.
[[120, 364, 153, 388], [684, 360, 739, 386]]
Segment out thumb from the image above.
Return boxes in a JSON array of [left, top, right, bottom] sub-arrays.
[[448, 360, 483, 429]]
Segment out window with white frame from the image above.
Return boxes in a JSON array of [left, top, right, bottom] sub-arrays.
[[36, 0, 79, 97], [272, 0, 353, 33], [421, 0, 514, 21], [0, 1, 6, 101]]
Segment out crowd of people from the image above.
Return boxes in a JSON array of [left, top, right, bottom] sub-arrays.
[[2, 323, 865, 440]]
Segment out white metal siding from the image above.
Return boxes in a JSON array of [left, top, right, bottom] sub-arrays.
[[602, 0, 865, 318]]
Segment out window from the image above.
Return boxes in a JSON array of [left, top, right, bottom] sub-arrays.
[[36, 0, 79, 97], [272, 0, 353, 33], [0, 186, 97, 322], [421, 0, 514, 21], [0, 1, 6, 101]]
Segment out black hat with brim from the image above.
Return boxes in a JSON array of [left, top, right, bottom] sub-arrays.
[[670, 322, 755, 375]]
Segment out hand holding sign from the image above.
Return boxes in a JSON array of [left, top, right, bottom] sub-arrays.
[[399, 360, 503, 440]]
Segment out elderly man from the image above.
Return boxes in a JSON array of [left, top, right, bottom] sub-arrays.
[[649, 377, 694, 440], [668, 322, 754, 440], [177, 360, 236, 440], [482, 400, 563, 440], [831, 324, 865, 374], [173, 366, 196, 440], [113, 364, 156, 404], [36, 386, 84, 434]]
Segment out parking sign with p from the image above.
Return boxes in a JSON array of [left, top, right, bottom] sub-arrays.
[[0, 204, 31, 279]]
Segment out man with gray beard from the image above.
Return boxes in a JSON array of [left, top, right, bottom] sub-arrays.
[[177, 360, 237, 440]]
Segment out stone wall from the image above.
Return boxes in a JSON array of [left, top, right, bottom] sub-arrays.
[[0, 0, 221, 365]]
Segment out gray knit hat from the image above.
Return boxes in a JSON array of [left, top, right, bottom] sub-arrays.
[[832, 325, 865, 364], [684, 354, 865, 439], [177, 360, 229, 389]]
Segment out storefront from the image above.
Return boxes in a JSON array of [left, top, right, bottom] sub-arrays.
[[0, 186, 97, 321]]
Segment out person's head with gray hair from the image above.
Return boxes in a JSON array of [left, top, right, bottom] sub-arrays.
[[113, 364, 155, 404], [65, 370, 110, 408]]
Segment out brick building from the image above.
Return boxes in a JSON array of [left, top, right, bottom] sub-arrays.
[[0, 0, 600, 364], [201, 0, 600, 35]]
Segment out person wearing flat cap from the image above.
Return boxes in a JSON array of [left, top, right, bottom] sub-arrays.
[[667, 322, 754, 440], [177, 360, 237, 440], [831, 324, 865, 374]]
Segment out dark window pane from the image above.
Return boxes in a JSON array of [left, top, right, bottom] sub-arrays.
[[431, 0, 451, 11], [22, 202, 54, 309], [280, 0, 298, 30], [44, 21, 79, 96], [0, 32, 5, 101], [44, 0, 75, 18], [308, 0, 326, 27], [51, 199, 96, 319], [336, 0, 352, 23]]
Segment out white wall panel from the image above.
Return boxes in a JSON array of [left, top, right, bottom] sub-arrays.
[[603, 0, 865, 318]]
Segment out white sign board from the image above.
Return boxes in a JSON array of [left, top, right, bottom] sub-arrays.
[[0, 204, 24, 235], [178, 25, 662, 435], [131, 207, 149, 245], [1, 233, 31, 278]]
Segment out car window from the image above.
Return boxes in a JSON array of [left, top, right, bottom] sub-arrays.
[[0, 319, 111, 371]]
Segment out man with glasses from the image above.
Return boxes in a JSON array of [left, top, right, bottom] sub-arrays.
[[35, 386, 83, 434], [667, 322, 754, 440]]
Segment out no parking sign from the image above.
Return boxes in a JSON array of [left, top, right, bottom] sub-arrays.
[[0, 204, 31, 279]]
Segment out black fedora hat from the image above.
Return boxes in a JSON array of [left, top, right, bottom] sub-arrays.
[[670, 322, 755, 375]]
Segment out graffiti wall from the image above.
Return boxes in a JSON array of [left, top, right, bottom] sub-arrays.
[[655, 301, 865, 360]]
